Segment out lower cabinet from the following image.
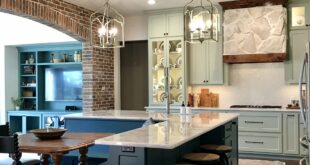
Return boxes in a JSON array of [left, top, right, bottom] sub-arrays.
[[7, 111, 79, 134], [239, 132, 282, 153], [283, 113, 299, 155], [192, 109, 302, 158]]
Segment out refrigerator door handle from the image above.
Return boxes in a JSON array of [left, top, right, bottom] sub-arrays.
[[300, 157, 306, 165], [299, 53, 307, 128]]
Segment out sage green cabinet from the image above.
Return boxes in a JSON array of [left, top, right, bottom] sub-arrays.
[[283, 113, 299, 155], [285, 29, 310, 83], [148, 12, 184, 38], [188, 38, 223, 85], [288, 1, 310, 30]]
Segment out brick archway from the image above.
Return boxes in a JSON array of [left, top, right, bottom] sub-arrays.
[[0, 0, 115, 111]]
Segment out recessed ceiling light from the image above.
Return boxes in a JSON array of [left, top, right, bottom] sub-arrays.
[[148, 0, 156, 5]]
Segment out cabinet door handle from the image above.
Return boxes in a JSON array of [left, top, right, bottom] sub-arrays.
[[245, 141, 264, 144], [244, 121, 264, 124], [287, 114, 295, 117]]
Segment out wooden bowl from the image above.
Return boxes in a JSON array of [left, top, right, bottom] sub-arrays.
[[30, 128, 67, 140]]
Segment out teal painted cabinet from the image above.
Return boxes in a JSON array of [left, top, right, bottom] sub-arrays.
[[9, 42, 83, 134], [17, 42, 83, 110], [285, 29, 310, 83], [283, 113, 299, 155]]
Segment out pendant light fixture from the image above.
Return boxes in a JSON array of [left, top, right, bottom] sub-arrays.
[[90, 0, 125, 48], [184, 0, 219, 43]]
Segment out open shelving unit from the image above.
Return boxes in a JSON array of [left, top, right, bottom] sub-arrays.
[[8, 41, 83, 133]]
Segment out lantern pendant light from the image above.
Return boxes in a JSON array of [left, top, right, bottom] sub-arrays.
[[90, 0, 125, 48], [184, 0, 219, 43]]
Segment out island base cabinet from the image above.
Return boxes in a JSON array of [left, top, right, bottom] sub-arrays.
[[101, 120, 238, 165]]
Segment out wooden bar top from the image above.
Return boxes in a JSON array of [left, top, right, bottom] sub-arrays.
[[19, 132, 113, 154]]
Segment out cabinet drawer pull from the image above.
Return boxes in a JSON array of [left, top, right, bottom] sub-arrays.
[[244, 121, 264, 124], [245, 141, 264, 144], [287, 115, 295, 117]]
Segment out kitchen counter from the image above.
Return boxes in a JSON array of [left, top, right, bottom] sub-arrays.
[[64, 110, 239, 165], [145, 106, 300, 112], [65, 110, 238, 149]]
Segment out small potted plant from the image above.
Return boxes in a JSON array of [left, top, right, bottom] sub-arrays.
[[11, 97, 24, 110]]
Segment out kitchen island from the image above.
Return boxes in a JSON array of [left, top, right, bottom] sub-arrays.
[[64, 110, 239, 165]]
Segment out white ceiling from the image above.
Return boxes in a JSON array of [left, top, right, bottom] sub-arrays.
[[64, 0, 228, 16]]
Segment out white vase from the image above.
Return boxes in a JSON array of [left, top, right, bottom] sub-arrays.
[[15, 106, 20, 110]]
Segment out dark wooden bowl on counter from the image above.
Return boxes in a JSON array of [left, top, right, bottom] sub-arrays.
[[30, 128, 67, 140]]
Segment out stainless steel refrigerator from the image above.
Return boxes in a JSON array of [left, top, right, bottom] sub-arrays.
[[299, 42, 310, 165]]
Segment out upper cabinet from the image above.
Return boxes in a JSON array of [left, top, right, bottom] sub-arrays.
[[285, 30, 310, 83], [286, 0, 310, 83], [289, 1, 310, 30], [189, 39, 224, 85], [148, 11, 184, 38], [188, 7, 224, 85]]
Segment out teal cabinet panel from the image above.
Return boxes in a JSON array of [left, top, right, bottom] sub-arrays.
[[285, 30, 309, 83], [7, 111, 80, 133], [16, 42, 83, 111], [283, 113, 299, 155], [8, 111, 41, 134]]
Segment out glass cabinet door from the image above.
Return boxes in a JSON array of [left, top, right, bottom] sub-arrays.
[[167, 38, 184, 105], [149, 37, 184, 105], [150, 39, 166, 104], [289, 4, 309, 29]]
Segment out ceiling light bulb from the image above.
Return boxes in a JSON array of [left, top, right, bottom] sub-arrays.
[[98, 26, 106, 36], [148, 0, 156, 5]]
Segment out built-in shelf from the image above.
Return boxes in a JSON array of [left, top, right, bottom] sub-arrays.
[[21, 97, 37, 99], [20, 64, 36, 66], [21, 86, 37, 88], [37, 62, 82, 66], [21, 74, 36, 77]]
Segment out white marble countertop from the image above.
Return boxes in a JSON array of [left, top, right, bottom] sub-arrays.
[[145, 106, 300, 112], [64, 110, 238, 149]]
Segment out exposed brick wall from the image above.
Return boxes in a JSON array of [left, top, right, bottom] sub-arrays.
[[0, 0, 115, 111]]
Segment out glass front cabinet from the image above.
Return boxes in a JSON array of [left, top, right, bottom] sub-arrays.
[[148, 37, 185, 106], [289, 2, 310, 29]]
